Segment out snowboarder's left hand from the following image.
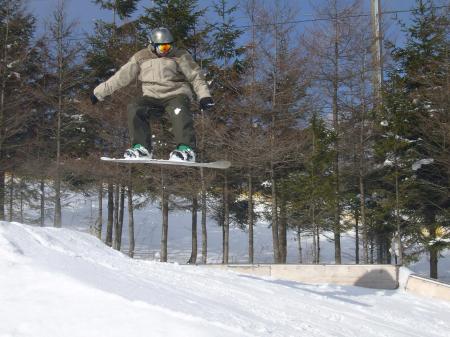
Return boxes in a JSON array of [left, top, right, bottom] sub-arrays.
[[199, 97, 215, 111], [90, 93, 99, 105]]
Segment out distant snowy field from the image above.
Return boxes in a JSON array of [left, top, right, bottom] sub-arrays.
[[1, 221, 450, 337]]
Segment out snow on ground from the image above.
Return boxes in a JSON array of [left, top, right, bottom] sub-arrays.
[[1, 221, 450, 337], [57, 196, 450, 283], [14, 187, 450, 283]]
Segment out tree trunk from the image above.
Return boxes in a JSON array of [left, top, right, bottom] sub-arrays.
[[360, 162, 369, 263], [430, 247, 438, 279], [223, 175, 229, 264], [161, 190, 169, 263], [270, 17, 280, 264], [355, 211, 360, 264], [248, 172, 254, 264], [54, 7, 64, 229], [427, 216, 438, 279], [127, 182, 135, 258], [360, 101, 368, 264], [40, 178, 45, 226], [105, 181, 114, 246], [0, 107, 5, 221], [332, 130, 341, 263], [370, 232, 374, 264], [0, 4, 10, 221], [248, 4, 256, 265], [311, 126, 318, 264], [220, 214, 225, 263], [395, 167, 403, 264], [297, 227, 303, 264], [188, 195, 198, 264], [332, 13, 341, 264], [96, 182, 103, 239], [0, 7, 9, 222], [8, 172, 13, 222], [278, 196, 287, 263], [116, 185, 125, 251], [160, 170, 168, 262], [19, 181, 24, 223], [312, 223, 317, 263], [200, 168, 207, 264], [0, 153, 4, 222], [54, 172, 61, 227], [270, 171, 279, 263], [113, 184, 120, 250], [316, 223, 321, 264]]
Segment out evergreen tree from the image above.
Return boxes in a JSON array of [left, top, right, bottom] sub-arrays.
[[86, 0, 146, 156], [377, 0, 449, 277], [140, 0, 206, 52], [208, 0, 244, 66], [94, 0, 140, 21], [281, 113, 335, 263], [0, 0, 36, 220], [371, 73, 417, 264]]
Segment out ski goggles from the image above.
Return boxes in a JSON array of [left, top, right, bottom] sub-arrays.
[[156, 43, 173, 54]]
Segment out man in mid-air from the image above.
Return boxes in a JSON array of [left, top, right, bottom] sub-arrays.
[[91, 27, 214, 162]]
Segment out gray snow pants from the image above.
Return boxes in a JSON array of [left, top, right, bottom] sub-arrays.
[[127, 94, 195, 151]]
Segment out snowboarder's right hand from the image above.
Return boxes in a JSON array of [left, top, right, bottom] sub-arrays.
[[90, 93, 99, 105]]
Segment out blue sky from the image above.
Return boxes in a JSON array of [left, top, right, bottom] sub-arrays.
[[27, 0, 447, 43]]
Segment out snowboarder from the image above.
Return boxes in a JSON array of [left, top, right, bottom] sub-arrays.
[[90, 27, 215, 162]]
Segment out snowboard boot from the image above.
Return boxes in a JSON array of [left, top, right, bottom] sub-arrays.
[[169, 144, 196, 162], [124, 144, 152, 159]]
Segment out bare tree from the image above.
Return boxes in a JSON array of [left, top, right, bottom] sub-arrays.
[[304, 0, 364, 264], [44, 0, 84, 227], [256, 0, 306, 263]]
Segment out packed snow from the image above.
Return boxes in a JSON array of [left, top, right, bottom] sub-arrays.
[[1, 221, 449, 337], [24, 192, 450, 283]]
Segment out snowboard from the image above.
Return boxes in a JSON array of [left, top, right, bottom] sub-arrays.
[[100, 157, 231, 169]]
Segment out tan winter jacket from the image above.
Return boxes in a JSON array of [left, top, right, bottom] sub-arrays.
[[94, 47, 211, 101]]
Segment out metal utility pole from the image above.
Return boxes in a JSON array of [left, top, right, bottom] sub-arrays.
[[371, 0, 383, 104]]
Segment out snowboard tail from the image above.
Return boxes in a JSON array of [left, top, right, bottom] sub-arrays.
[[100, 157, 231, 169]]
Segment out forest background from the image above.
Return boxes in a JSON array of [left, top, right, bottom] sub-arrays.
[[0, 0, 449, 279]]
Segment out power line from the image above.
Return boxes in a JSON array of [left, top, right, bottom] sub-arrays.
[[237, 5, 450, 28], [35, 5, 450, 43]]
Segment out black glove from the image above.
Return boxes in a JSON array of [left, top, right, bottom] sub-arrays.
[[90, 93, 99, 105], [199, 97, 215, 111]]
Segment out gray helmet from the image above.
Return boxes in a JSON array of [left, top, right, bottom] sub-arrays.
[[149, 27, 174, 45]]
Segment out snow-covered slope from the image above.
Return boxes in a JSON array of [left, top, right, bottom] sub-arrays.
[[1, 222, 449, 337], [57, 196, 450, 283]]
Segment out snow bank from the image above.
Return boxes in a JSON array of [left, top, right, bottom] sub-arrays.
[[1, 222, 450, 337]]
